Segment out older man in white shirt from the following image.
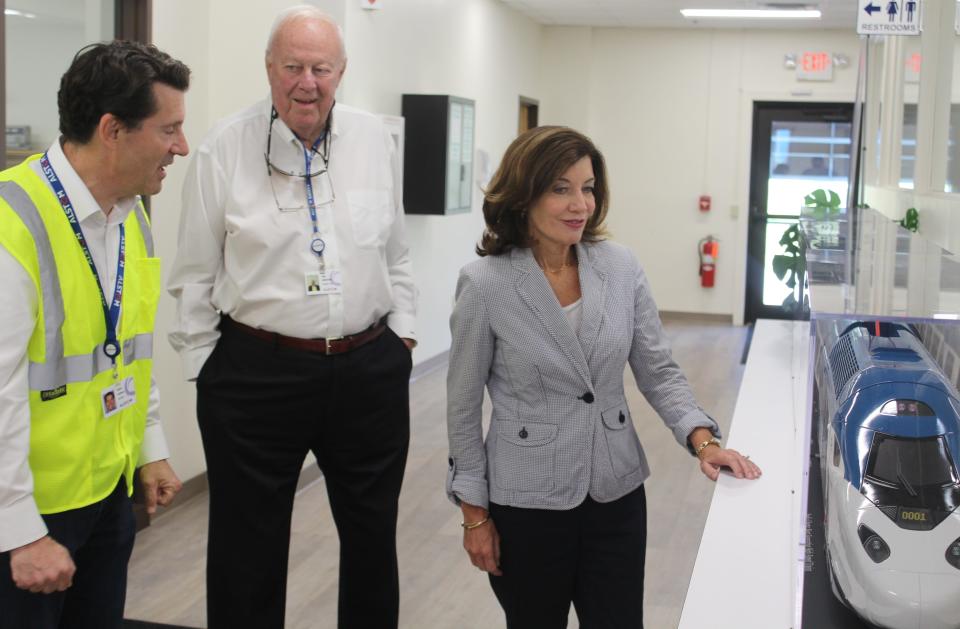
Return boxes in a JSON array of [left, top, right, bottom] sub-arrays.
[[168, 6, 417, 629]]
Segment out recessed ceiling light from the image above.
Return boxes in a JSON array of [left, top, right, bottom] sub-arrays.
[[681, 9, 821, 19], [5, 9, 37, 18]]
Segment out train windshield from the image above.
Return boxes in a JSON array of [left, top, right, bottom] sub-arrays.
[[865, 434, 956, 489]]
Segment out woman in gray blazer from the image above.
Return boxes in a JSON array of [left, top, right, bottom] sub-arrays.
[[445, 126, 760, 628]]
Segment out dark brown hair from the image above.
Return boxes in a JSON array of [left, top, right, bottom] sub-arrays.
[[58, 40, 191, 144], [478, 126, 609, 257]]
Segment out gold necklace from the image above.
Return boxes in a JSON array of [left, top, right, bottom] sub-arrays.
[[536, 254, 577, 274]]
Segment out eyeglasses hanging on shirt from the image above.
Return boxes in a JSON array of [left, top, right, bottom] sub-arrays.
[[264, 106, 336, 259]]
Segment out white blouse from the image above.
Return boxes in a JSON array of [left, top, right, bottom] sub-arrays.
[[562, 297, 583, 334]]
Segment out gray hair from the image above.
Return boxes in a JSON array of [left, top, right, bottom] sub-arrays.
[[265, 5, 345, 62]]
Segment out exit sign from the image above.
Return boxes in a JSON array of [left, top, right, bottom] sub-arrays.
[[796, 51, 833, 81]]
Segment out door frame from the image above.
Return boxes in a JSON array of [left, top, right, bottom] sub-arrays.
[[744, 100, 854, 323], [116, 0, 152, 43], [518, 95, 539, 135]]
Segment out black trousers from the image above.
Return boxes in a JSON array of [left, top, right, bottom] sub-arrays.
[[0, 479, 135, 629], [197, 320, 412, 629], [488, 485, 647, 629]]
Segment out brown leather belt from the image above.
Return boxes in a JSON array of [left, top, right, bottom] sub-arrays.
[[223, 316, 387, 355]]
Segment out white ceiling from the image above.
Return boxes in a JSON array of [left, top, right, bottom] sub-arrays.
[[499, 0, 860, 30]]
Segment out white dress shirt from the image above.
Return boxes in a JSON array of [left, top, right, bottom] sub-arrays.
[[0, 140, 170, 552], [168, 100, 417, 380]]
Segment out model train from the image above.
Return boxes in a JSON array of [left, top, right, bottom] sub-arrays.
[[814, 319, 960, 629]]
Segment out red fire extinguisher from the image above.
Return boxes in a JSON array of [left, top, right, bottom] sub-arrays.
[[698, 236, 718, 288]]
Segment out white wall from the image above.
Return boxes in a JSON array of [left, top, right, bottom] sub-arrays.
[[539, 27, 861, 322], [150, 0, 542, 481], [149, 0, 215, 482], [340, 0, 543, 360]]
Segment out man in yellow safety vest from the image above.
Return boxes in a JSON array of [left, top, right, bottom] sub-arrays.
[[0, 41, 190, 629]]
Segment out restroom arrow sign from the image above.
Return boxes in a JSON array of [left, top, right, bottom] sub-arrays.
[[857, 0, 921, 35]]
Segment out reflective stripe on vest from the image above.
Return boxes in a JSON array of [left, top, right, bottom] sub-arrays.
[[0, 180, 67, 385], [0, 157, 158, 514], [133, 202, 155, 257], [0, 180, 155, 391]]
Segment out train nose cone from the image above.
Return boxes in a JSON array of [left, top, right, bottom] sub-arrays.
[[917, 573, 960, 629], [860, 572, 920, 629], [860, 572, 960, 629]]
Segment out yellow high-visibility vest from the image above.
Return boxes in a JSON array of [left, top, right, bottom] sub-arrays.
[[0, 155, 159, 513]]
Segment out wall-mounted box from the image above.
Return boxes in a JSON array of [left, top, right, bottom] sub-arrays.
[[402, 94, 474, 215]]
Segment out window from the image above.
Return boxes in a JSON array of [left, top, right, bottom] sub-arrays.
[[766, 120, 851, 218], [3, 1, 151, 168], [865, 434, 956, 489]]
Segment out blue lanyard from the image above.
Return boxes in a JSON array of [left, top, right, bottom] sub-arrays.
[[40, 153, 125, 365], [302, 135, 326, 257]]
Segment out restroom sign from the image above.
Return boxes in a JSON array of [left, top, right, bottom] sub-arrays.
[[857, 0, 921, 35]]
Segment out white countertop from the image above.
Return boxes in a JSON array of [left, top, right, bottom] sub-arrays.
[[679, 319, 811, 629]]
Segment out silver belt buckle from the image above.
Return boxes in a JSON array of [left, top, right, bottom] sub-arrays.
[[324, 336, 344, 355]]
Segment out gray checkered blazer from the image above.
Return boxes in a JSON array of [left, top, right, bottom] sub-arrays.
[[445, 240, 720, 509]]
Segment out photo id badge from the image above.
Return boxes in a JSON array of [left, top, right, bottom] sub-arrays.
[[304, 269, 342, 295], [305, 271, 322, 296], [101, 376, 136, 419]]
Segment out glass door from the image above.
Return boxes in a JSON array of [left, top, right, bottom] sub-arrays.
[[745, 102, 853, 322]]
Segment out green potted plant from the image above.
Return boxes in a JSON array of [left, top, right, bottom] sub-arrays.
[[900, 207, 919, 232], [772, 189, 842, 313]]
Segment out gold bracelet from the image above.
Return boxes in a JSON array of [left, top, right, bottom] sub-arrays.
[[461, 516, 490, 530], [695, 437, 721, 457]]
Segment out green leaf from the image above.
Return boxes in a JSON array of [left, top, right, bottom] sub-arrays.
[[772, 254, 794, 281], [772, 217, 809, 292], [803, 188, 842, 217], [779, 223, 799, 245], [828, 190, 842, 209]]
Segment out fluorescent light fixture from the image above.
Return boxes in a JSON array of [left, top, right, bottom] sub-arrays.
[[5, 9, 37, 18], [681, 8, 821, 19]]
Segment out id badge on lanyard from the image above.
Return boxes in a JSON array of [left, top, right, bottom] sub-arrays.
[[40, 153, 135, 417], [300, 136, 341, 295]]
